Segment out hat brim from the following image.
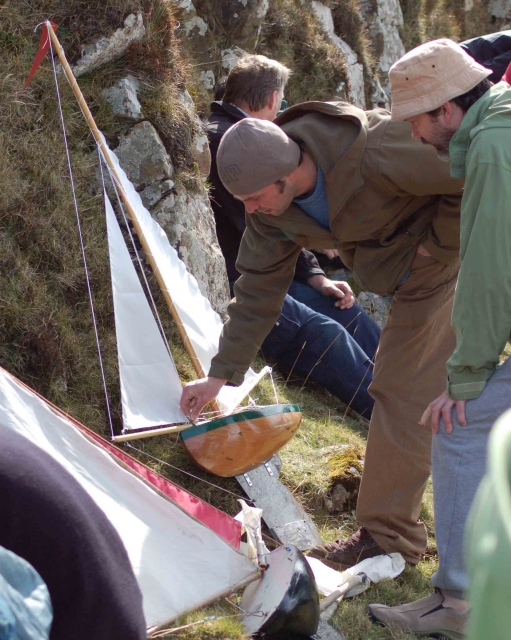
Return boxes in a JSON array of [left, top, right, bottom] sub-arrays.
[[391, 65, 492, 121]]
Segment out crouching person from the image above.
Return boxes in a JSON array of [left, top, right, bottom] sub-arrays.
[[367, 39, 511, 639]]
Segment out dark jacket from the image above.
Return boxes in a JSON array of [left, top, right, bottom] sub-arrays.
[[0, 428, 146, 640], [209, 102, 463, 384], [461, 30, 511, 83], [204, 101, 325, 283]]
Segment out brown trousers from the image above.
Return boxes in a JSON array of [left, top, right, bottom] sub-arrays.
[[356, 253, 459, 563]]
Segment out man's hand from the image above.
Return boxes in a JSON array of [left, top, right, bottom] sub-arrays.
[[420, 391, 467, 434], [313, 248, 340, 260], [417, 244, 432, 257], [180, 376, 227, 422], [307, 275, 355, 309]]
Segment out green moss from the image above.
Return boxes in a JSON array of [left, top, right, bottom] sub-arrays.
[[328, 444, 364, 481]]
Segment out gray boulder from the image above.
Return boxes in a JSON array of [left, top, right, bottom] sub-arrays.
[[72, 14, 145, 77], [114, 121, 173, 189], [152, 188, 231, 316], [102, 75, 142, 119]]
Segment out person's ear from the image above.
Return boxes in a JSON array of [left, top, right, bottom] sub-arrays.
[[267, 89, 278, 111], [442, 101, 454, 124]]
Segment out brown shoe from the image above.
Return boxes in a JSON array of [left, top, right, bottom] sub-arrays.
[[367, 590, 467, 639], [308, 527, 386, 570]]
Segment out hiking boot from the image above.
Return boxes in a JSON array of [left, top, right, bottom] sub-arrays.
[[308, 527, 386, 570], [367, 590, 467, 639]]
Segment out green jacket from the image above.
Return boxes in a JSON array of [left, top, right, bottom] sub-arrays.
[[210, 102, 463, 384], [447, 82, 511, 400]]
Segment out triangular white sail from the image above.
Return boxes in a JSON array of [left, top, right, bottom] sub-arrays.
[[101, 139, 270, 424], [0, 366, 257, 628], [105, 191, 186, 430]]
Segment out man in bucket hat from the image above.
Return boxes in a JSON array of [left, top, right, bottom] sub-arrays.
[[367, 39, 511, 638], [181, 92, 464, 569]]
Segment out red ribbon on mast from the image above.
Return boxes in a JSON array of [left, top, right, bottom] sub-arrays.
[[24, 22, 59, 88]]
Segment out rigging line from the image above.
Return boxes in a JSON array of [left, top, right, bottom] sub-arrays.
[[48, 34, 115, 439], [98, 149, 176, 368], [125, 442, 254, 502]]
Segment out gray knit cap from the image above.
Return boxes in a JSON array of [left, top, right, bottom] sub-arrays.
[[217, 118, 301, 196]]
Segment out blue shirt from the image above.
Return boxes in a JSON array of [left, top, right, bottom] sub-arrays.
[[293, 165, 329, 230]]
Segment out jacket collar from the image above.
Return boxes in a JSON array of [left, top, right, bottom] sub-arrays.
[[210, 101, 247, 122]]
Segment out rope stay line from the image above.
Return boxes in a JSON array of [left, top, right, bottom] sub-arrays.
[[48, 32, 115, 440]]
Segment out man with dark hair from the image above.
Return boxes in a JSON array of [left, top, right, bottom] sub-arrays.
[[367, 38, 511, 638], [183, 66, 464, 570], [206, 54, 380, 417]]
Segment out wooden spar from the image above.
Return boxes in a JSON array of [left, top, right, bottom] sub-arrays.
[[46, 22, 221, 414], [112, 423, 192, 443]]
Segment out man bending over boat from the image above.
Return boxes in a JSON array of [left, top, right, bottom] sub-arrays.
[[205, 54, 381, 418], [181, 95, 463, 569]]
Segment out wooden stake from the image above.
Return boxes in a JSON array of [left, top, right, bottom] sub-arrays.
[[46, 22, 220, 413]]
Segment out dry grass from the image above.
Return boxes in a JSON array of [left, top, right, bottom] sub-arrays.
[[399, 0, 465, 51], [259, 0, 350, 106]]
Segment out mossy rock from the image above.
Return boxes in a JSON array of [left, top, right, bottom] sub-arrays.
[[325, 444, 365, 513]]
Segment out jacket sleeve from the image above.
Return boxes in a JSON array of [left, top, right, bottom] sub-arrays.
[[447, 160, 511, 400], [209, 213, 301, 384], [378, 122, 464, 264], [294, 249, 325, 283]]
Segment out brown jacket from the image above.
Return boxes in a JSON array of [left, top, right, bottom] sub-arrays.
[[209, 102, 463, 384]]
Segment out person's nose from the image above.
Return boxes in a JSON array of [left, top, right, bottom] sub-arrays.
[[244, 200, 258, 214], [410, 124, 421, 140]]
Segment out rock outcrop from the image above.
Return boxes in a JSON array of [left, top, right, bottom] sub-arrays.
[[112, 117, 229, 315], [71, 14, 145, 77], [311, 1, 367, 108], [359, 0, 405, 95], [102, 75, 142, 119]]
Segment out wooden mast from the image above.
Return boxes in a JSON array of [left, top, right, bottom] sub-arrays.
[[46, 22, 221, 415]]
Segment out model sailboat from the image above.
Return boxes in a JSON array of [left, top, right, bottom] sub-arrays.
[[0, 364, 320, 636], [45, 23, 302, 478]]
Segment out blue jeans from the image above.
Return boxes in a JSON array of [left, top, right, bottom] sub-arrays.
[[287, 281, 381, 361], [261, 287, 380, 418]]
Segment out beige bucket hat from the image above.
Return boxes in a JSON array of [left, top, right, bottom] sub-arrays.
[[389, 38, 492, 121]]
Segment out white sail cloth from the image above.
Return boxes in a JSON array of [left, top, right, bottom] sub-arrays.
[[0, 367, 257, 628], [101, 139, 269, 429], [105, 191, 185, 429]]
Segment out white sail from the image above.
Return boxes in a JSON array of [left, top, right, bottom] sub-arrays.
[[0, 366, 257, 628], [105, 191, 186, 430], [101, 139, 270, 423]]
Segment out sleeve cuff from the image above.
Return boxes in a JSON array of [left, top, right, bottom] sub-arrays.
[[295, 267, 325, 284], [208, 363, 245, 386], [446, 378, 487, 401]]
